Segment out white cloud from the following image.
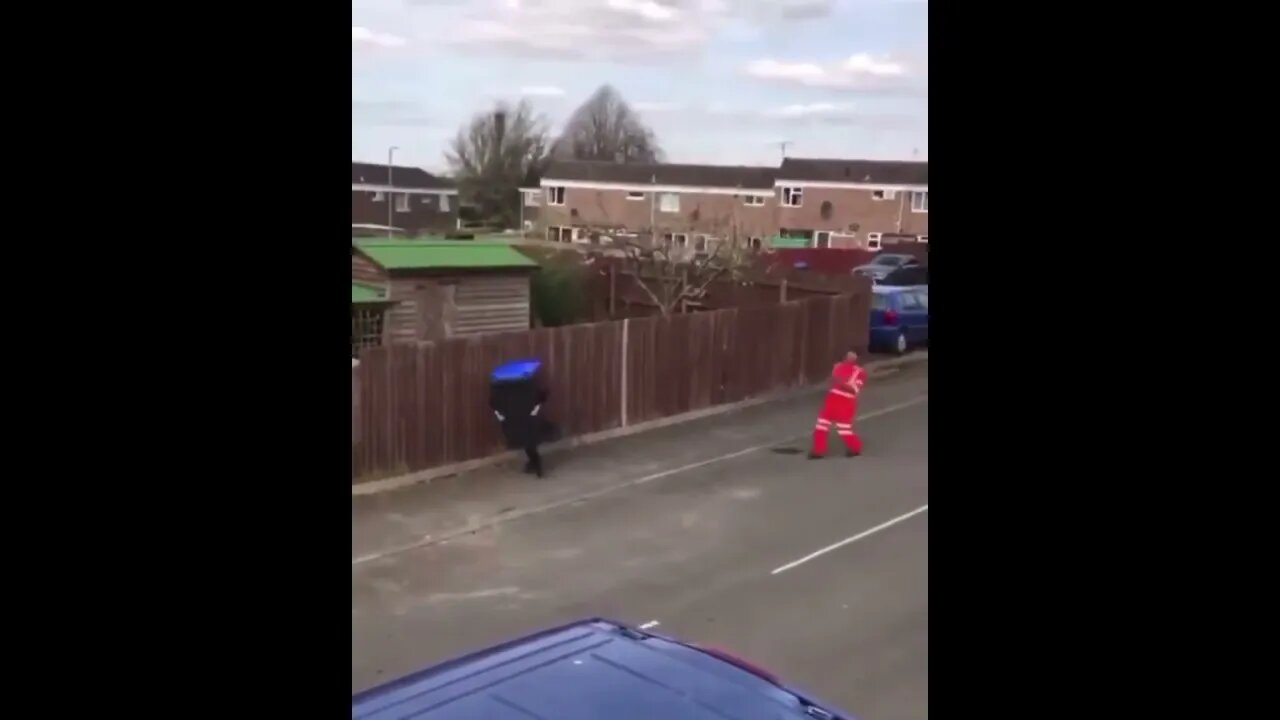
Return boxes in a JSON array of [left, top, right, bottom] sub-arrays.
[[447, 0, 837, 60], [520, 85, 567, 97], [352, 26, 407, 48], [761, 102, 856, 119], [746, 52, 914, 92]]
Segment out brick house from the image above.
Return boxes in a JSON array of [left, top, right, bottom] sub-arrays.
[[351, 162, 460, 236], [538, 160, 779, 250], [773, 158, 928, 250]]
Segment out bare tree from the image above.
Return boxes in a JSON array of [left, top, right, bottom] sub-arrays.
[[553, 85, 663, 164], [446, 100, 549, 228]]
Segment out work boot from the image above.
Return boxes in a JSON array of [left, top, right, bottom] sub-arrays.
[[807, 452, 823, 460], [845, 449, 860, 458]]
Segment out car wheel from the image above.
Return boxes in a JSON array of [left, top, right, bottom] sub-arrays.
[[895, 331, 908, 355]]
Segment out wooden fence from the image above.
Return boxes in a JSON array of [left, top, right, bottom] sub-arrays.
[[352, 292, 870, 482]]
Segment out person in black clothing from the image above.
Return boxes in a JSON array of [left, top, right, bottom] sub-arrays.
[[489, 363, 554, 478]]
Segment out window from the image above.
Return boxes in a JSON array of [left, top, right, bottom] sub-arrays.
[[910, 191, 928, 213], [750, 237, 762, 250], [395, 193, 411, 212], [814, 231, 832, 249], [658, 193, 680, 213], [871, 189, 897, 201], [671, 233, 688, 246], [918, 235, 928, 244], [866, 232, 883, 251], [626, 191, 645, 201], [871, 294, 889, 311], [524, 190, 541, 207], [743, 195, 766, 206], [372, 191, 385, 202], [351, 309, 385, 358], [547, 186, 566, 206], [420, 195, 432, 205], [899, 293, 923, 311], [781, 187, 803, 207], [694, 235, 708, 252], [439, 193, 450, 212]]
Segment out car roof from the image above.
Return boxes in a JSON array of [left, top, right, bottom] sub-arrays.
[[351, 618, 848, 720], [872, 284, 919, 293]]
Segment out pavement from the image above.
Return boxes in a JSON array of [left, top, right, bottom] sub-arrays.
[[352, 360, 928, 719]]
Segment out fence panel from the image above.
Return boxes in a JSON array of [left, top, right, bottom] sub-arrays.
[[354, 292, 873, 483]]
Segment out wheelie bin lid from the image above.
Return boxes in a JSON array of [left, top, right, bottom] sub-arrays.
[[490, 358, 541, 383]]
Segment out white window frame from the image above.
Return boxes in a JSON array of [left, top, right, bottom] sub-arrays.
[[749, 237, 763, 250], [547, 186, 566, 206], [781, 187, 803, 207], [626, 191, 646, 202], [372, 191, 385, 202], [523, 190, 541, 207], [439, 193, 450, 212], [394, 193, 411, 213], [658, 192, 680, 213], [420, 195, 432, 205], [910, 191, 928, 213], [872, 189, 897, 201], [918, 235, 928, 244], [866, 232, 883, 251], [671, 233, 689, 246], [742, 195, 766, 207], [813, 231, 832, 249]]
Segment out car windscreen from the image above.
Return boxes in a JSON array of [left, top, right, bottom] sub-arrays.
[[871, 294, 889, 310]]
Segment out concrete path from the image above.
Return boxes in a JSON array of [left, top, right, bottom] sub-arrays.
[[352, 361, 928, 720]]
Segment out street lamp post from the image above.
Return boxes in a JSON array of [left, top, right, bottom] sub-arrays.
[[387, 146, 399, 238]]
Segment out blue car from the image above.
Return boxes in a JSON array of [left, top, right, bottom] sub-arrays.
[[869, 286, 928, 355], [352, 618, 854, 720]]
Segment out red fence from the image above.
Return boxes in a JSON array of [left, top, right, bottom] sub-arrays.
[[352, 292, 870, 483]]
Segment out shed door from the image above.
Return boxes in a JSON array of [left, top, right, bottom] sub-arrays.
[[451, 276, 530, 337]]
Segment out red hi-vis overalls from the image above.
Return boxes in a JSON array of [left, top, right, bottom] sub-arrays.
[[812, 361, 866, 456]]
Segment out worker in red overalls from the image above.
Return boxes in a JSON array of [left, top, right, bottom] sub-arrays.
[[810, 350, 867, 459]]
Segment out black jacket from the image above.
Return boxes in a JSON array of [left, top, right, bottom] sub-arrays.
[[490, 383, 553, 448]]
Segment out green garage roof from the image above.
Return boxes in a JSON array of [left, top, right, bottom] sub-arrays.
[[354, 240, 538, 271], [352, 282, 391, 304]]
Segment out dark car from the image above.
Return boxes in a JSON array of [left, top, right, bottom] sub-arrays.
[[878, 264, 928, 287], [352, 618, 855, 720], [850, 253, 920, 282]]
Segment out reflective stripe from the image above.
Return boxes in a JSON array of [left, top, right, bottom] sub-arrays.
[[837, 431, 854, 436], [815, 424, 829, 431], [836, 424, 852, 429], [816, 418, 831, 426], [830, 389, 855, 399]]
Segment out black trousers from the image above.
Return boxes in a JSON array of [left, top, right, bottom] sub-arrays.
[[523, 444, 543, 477]]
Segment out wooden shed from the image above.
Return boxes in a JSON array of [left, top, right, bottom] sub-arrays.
[[352, 281, 397, 357], [352, 240, 539, 342]]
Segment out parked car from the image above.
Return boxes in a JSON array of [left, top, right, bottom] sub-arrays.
[[351, 618, 855, 720], [878, 263, 928, 287], [870, 286, 928, 354], [851, 253, 921, 283]]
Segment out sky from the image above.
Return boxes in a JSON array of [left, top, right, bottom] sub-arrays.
[[352, 0, 928, 174]]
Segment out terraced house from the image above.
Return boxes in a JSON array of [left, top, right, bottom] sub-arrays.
[[351, 162, 459, 236], [536, 157, 927, 251], [537, 160, 780, 250]]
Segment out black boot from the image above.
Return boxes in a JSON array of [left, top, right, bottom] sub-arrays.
[[845, 449, 860, 457], [808, 452, 824, 460]]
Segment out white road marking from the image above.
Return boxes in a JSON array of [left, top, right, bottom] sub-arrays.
[[770, 504, 929, 575], [352, 395, 928, 567], [639, 620, 660, 630]]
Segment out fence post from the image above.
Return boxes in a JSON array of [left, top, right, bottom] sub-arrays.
[[620, 318, 629, 427]]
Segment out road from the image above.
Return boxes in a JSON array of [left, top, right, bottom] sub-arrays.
[[352, 360, 927, 720]]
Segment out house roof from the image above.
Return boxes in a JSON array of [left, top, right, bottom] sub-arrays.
[[353, 240, 539, 271], [352, 162, 456, 190], [542, 160, 776, 189], [352, 281, 393, 304], [777, 158, 928, 185]]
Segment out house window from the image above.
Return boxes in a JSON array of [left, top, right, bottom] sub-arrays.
[[658, 193, 680, 213], [626, 191, 645, 201], [351, 309, 385, 358], [750, 237, 762, 250], [524, 190, 541, 207], [395, 194, 411, 212], [372, 191, 385, 202], [910, 191, 928, 213], [866, 232, 883, 251], [918, 235, 929, 244], [781, 187, 803, 207], [669, 233, 688, 246], [439, 193, 450, 212], [743, 195, 765, 206], [872, 189, 897, 201], [547, 186, 566, 206], [693, 235, 708, 252], [814, 231, 832, 249], [420, 195, 432, 205]]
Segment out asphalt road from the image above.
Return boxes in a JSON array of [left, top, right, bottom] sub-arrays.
[[352, 362, 928, 719]]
